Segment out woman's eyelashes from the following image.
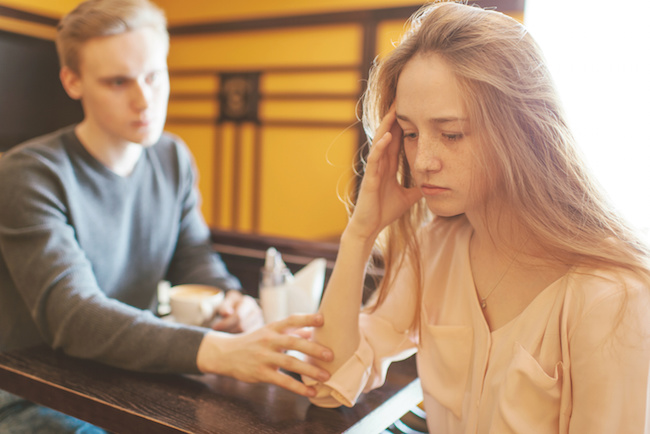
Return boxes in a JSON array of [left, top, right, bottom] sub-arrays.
[[401, 131, 464, 142], [403, 131, 418, 140], [442, 133, 463, 142]]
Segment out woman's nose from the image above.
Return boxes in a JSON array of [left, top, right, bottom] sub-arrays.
[[413, 139, 442, 173]]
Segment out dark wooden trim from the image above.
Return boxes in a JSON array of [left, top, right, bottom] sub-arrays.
[[263, 92, 358, 101], [354, 17, 379, 201], [252, 125, 262, 233], [166, 116, 356, 129], [166, 116, 215, 125], [211, 227, 340, 262], [169, 92, 218, 101], [169, 92, 358, 102], [264, 119, 357, 129], [231, 124, 242, 230], [0, 5, 59, 27], [169, 65, 361, 77], [212, 124, 223, 227]]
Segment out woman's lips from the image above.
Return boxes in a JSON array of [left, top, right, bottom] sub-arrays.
[[420, 183, 449, 196]]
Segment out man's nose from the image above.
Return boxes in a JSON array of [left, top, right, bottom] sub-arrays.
[[131, 82, 150, 111]]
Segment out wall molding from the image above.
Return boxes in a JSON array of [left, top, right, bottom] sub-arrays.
[[0, 5, 58, 27]]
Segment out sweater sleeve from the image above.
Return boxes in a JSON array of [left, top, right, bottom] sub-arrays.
[[567, 281, 650, 433], [163, 138, 242, 292], [0, 145, 205, 373]]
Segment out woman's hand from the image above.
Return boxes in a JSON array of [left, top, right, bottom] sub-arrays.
[[347, 108, 422, 241], [197, 313, 333, 397]]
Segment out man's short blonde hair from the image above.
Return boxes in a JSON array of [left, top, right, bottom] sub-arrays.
[[56, 0, 168, 74]]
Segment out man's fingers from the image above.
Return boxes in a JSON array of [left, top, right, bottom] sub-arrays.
[[271, 333, 333, 364], [292, 327, 313, 339], [211, 315, 238, 332], [264, 369, 319, 398], [270, 313, 324, 331], [268, 350, 331, 383]]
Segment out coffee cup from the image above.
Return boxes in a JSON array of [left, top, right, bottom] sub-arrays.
[[169, 284, 224, 326]]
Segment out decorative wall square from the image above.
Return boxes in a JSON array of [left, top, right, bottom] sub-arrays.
[[218, 72, 260, 123]]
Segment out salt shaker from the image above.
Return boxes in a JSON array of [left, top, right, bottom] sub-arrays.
[[259, 247, 290, 323]]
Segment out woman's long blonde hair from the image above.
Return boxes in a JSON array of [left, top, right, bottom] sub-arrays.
[[361, 1, 650, 328]]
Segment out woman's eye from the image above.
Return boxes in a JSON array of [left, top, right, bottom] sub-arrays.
[[402, 132, 418, 140], [443, 133, 463, 142]]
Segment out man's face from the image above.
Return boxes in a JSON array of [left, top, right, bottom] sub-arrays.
[[63, 27, 170, 148]]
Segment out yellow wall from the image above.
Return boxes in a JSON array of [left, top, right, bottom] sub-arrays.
[[0, 0, 523, 240], [0, 0, 80, 16], [163, 21, 364, 239]]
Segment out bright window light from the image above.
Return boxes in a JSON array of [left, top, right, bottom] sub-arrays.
[[524, 1, 650, 240]]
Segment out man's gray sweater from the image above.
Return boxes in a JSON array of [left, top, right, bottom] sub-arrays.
[[0, 126, 241, 373]]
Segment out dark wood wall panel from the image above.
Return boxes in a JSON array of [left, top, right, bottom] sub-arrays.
[[0, 30, 83, 152]]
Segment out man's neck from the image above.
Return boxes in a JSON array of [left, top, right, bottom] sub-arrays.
[[75, 122, 143, 177]]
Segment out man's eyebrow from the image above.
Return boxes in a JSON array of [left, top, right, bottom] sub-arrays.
[[99, 75, 130, 81]]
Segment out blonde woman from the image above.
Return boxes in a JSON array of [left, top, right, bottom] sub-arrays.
[[308, 2, 650, 432]]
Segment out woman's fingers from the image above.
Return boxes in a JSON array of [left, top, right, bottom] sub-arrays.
[[373, 107, 397, 144]]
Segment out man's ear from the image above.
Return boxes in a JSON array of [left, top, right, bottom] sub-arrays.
[[60, 66, 82, 100]]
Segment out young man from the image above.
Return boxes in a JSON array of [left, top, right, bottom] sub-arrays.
[[0, 0, 332, 431]]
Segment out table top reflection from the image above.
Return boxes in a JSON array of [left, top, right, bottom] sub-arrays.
[[0, 345, 422, 434]]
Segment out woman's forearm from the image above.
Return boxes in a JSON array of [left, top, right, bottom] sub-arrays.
[[312, 228, 377, 372]]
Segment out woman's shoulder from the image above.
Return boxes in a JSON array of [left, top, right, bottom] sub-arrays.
[[564, 266, 650, 329], [567, 266, 649, 302], [562, 266, 650, 355]]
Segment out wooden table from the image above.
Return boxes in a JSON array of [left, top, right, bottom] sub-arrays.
[[0, 345, 422, 433]]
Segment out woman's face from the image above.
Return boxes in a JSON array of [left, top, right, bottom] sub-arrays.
[[395, 53, 486, 219]]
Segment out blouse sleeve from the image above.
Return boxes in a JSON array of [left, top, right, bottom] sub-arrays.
[[307, 256, 419, 408], [568, 281, 650, 433]]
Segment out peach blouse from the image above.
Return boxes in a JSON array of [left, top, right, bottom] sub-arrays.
[[309, 215, 650, 433]]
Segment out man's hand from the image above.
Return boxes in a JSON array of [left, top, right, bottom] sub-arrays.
[[210, 290, 264, 333], [197, 313, 333, 397]]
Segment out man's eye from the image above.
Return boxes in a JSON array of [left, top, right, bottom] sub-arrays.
[[146, 71, 167, 85], [146, 72, 159, 84]]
